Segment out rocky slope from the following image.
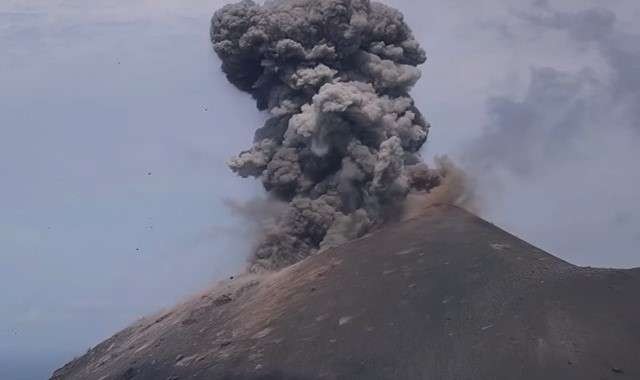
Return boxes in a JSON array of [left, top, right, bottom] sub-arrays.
[[52, 205, 640, 379]]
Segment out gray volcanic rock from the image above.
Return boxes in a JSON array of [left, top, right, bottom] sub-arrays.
[[52, 206, 640, 380]]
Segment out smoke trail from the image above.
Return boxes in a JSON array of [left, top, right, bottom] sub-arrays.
[[211, 0, 445, 270]]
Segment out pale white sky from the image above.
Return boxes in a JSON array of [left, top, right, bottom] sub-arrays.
[[1, 1, 639, 379]]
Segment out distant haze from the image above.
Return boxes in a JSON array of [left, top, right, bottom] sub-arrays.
[[1, 1, 638, 379]]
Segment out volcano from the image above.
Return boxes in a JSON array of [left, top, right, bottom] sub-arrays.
[[52, 205, 640, 379]]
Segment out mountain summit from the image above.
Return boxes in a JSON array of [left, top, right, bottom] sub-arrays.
[[52, 206, 640, 379]]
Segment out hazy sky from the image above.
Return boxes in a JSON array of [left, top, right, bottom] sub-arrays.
[[1, 1, 638, 379]]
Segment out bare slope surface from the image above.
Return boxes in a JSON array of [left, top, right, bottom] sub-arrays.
[[52, 206, 640, 380]]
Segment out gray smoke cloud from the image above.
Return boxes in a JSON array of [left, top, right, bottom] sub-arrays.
[[211, 0, 446, 270], [460, 1, 640, 269], [468, 2, 640, 177]]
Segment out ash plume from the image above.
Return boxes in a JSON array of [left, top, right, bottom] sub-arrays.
[[211, 0, 447, 270]]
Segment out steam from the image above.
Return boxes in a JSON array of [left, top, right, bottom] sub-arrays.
[[211, 0, 450, 270]]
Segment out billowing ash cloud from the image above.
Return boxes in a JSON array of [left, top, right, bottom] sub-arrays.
[[211, 0, 446, 270]]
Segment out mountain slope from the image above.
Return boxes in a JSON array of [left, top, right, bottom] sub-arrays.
[[52, 205, 640, 380]]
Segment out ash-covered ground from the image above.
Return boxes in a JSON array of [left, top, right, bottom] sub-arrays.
[[51, 205, 640, 380]]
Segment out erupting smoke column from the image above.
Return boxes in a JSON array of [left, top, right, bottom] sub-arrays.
[[212, 0, 444, 270]]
